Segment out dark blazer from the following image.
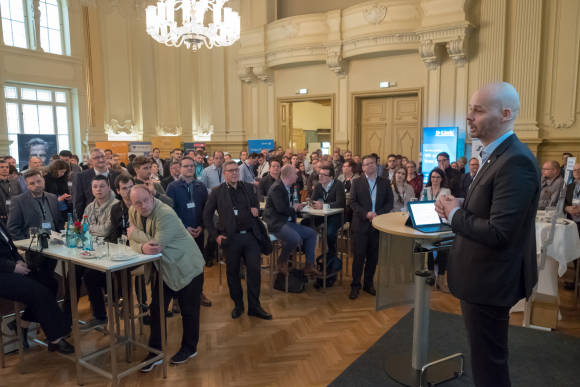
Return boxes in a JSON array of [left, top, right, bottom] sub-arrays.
[[263, 180, 297, 233], [106, 200, 129, 243], [72, 168, 119, 220], [7, 190, 64, 240], [0, 179, 23, 224], [0, 222, 21, 273], [161, 175, 178, 190], [458, 173, 475, 199], [447, 134, 541, 307], [349, 175, 394, 233], [166, 178, 208, 229], [258, 174, 276, 201], [444, 166, 463, 197], [203, 181, 259, 240], [311, 179, 346, 209]]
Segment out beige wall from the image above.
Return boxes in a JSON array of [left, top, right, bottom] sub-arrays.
[[2, 0, 579, 166], [292, 101, 332, 132]]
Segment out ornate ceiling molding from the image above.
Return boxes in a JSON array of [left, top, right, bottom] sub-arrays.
[[237, 1, 473, 81]]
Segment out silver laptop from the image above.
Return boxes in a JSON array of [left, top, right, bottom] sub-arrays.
[[407, 201, 452, 233]]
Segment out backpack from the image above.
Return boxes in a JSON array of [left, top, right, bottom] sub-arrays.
[[315, 254, 342, 288], [274, 268, 308, 293]]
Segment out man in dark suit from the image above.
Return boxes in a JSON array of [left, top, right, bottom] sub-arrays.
[[203, 161, 271, 320], [310, 164, 346, 260], [349, 154, 393, 300], [436, 82, 541, 387], [458, 157, 480, 198], [7, 169, 64, 240], [0, 159, 23, 226], [161, 160, 181, 190], [263, 165, 319, 275], [72, 148, 119, 220], [436, 152, 462, 197]]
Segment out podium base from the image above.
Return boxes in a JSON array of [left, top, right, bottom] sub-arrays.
[[385, 351, 464, 386]]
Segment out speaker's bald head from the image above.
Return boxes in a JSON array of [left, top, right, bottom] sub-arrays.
[[478, 82, 520, 122]]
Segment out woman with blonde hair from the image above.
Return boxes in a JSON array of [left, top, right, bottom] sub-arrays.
[[391, 167, 416, 212]]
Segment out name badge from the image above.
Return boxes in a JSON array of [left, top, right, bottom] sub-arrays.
[[41, 222, 51, 229], [187, 202, 195, 209], [5, 200, 11, 207], [233, 209, 239, 216], [67, 181, 73, 188]]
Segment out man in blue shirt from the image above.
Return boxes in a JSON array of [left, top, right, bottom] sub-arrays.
[[166, 156, 212, 307]]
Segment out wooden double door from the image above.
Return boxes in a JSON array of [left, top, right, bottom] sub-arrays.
[[359, 94, 420, 162]]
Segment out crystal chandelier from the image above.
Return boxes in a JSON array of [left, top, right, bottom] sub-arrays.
[[146, 0, 240, 51]]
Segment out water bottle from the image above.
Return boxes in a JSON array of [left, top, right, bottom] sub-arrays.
[[422, 187, 428, 201], [66, 213, 76, 248], [81, 215, 93, 251], [293, 185, 299, 204]]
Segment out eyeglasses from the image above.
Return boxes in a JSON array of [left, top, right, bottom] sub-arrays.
[[225, 169, 239, 174], [318, 173, 330, 177]]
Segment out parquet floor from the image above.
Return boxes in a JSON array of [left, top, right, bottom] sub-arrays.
[[1, 260, 579, 387]]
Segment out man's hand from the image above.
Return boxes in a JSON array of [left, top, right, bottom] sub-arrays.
[[435, 194, 460, 219], [58, 193, 71, 202], [250, 207, 259, 217], [293, 202, 305, 211], [142, 240, 162, 255], [126, 224, 136, 239], [187, 226, 202, 238], [366, 211, 376, 221], [216, 235, 227, 247], [14, 261, 30, 275]]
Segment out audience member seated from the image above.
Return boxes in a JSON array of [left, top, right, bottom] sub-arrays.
[[0, 221, 74, 354], [128, 185, 205, 370], [264, 165, 319, 275], [538, 160, 563, 210], [564, 163, 580, 235], [0, 159, 23, 226], [436, 152, 462, 197], [44, 159, 73, 217], [258, 158, 281, 201], [390, 167, 416, 212], [81, 175, 119, 331], [458, 158, 480, 198], [309, 164, 345, 260]]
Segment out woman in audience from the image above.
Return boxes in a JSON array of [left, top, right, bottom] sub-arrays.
[[337, 160, 359, 223], [406, 160, 423, 199], [391, 167, 416, 212], [296, 161, 307, 193], [44, 159, 72, 217], [420, 168, 450, 201]]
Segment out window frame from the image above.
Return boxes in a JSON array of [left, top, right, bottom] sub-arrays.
[[4, 82, 74, 166]]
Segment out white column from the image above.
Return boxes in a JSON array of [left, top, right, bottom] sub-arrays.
[[478, 0, 506, 85], [426, 65, 441, 127]]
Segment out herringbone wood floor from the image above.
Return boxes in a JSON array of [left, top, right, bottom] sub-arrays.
[[1, 260, 579, 387]]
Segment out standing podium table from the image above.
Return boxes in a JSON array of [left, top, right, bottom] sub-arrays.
[[372, 212, 463, 386]]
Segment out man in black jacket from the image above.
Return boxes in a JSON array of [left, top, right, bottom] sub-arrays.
[[72, 148, 120, 220], [436, 83, 540, 387], [436, 152, 462, 197], [310, 164, 345, 260], [0, 159, 22, 225], [263, 165, 319, 276], [203, 161, 271, 320], [0, 222, 74, 354], [349, 154, 394, 299], [257, 158, 281, 201]]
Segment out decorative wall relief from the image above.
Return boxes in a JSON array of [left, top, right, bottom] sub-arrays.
[[156, 125, 183, 136], [105, 119, 137, 136], [363, 4, 387, 25]]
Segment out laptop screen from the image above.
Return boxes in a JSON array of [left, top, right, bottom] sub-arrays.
[[408, 201, 442, 226]]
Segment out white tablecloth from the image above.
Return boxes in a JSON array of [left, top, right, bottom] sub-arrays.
[[536, 217, 580, 276]]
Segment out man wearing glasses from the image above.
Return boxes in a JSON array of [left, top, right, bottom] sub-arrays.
[[203, 161, 272, 320], [72, 148, 120, 220], [436, 152, 462, 197]]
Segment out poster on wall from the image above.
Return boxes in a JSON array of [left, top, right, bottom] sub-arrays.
[[129, 142, 152, 157], [17, 134, 58, 170], [421, 127, 458, 183], [248, 139, 274, 154], [96, 141, 131, 164]]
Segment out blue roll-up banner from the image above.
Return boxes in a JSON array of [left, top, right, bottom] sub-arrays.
[[248, 139, 274, 154], [129, 142, 152, 156], [421, 127, 460, 183]]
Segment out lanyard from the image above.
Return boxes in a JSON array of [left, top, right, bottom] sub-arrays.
[[35, 196, 47, 221], [369, 180, 377, 196], [217, 168, 222, 182]]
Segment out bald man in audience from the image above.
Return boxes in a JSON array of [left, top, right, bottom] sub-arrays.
[[538, 160, 563, 210], [436, 82, 540, 387]]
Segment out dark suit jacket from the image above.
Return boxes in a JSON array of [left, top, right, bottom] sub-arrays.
[[447, 134, 541, 307], [258, 174, 277, 201], [445, 166, 462, 197], [72, 169, 119, 220], [203, 182, 259, 240], [311, 180, 346, 210], [0, 222, 21, 273], [349, 175, 394, 233], [0, 179, 23, 224], [7, 190, 64, 240], [458, 173, 475, 199], [263, 180, 297, 233]]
